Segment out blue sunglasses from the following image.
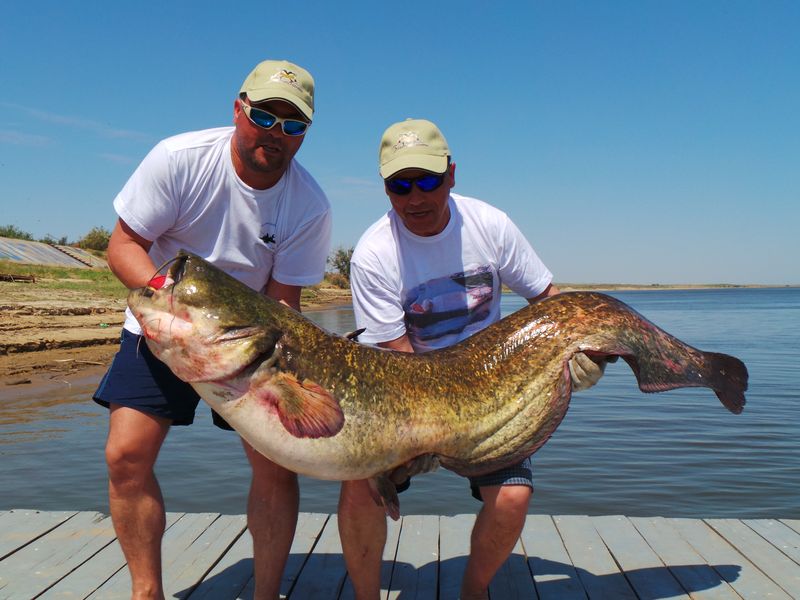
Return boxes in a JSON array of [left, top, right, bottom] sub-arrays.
[[240, 101, 309, 136], [385, 173, 446, 195]]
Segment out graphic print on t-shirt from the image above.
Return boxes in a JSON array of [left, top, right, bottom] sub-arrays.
[[402, 266, 494, 342], [260, 221, 277, 247]]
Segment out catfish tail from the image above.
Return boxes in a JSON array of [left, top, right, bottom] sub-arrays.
[[701, 352, 748, 414], [622, 345, 747, 415]]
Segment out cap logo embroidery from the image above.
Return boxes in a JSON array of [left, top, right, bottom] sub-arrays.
[[393, 132, 428, 152], [269, 69, 303, 92]]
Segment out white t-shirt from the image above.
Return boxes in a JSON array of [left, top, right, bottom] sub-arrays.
[[350, 193, 552, 352], [115, 127, 331, 334]]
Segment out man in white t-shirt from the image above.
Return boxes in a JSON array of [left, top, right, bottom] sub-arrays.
[[93, 59, 331, 600], [338, 119, 607, 600]]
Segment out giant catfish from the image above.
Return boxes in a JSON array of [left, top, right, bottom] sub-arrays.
[[128, 251, 747, 517]]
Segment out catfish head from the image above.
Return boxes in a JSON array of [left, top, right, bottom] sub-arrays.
[[127, 251, 279, 383]]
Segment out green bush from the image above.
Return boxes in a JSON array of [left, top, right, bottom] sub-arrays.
[[0, 224, 34, 240], [77, 226, 112, 251], [327, 246, 354, 282], [39, 234, 69, 245], [326, 272, 349, 289]]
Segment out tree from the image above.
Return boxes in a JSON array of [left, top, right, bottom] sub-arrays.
[[77, 226, 112, 251], [0, 225, 34, 240], [327, 246, 354, 282], [39, 234, 69, 245]]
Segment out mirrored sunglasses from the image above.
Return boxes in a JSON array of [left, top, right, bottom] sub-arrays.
[[240, 102, 309, 136], [385, 173, 446, 195]]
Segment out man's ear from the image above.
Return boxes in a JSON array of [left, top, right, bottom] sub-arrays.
[[448, 162, 456, 188]]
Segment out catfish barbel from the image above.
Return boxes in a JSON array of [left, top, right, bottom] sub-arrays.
[[128, 251, 747, 518]]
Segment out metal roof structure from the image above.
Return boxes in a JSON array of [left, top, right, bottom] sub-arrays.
[[0, 237, 108, 269]]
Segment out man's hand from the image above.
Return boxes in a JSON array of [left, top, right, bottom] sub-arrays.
[[569, 352, 609, 391]]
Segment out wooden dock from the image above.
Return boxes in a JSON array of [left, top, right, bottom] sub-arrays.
[[1, 510, 798, 599]]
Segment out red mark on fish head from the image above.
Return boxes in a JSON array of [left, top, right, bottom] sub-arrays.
[[148, 275, 168, 289]]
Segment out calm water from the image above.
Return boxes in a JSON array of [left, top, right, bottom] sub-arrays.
[[1, 288, 798, 518]]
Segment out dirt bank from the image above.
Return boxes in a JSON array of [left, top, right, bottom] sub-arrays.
[[0, 283, 351, 386]]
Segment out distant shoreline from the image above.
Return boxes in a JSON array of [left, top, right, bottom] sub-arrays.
[[304, 282, 798, 312]]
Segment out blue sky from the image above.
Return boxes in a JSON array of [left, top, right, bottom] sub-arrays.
[[1, 1, 797, 285]]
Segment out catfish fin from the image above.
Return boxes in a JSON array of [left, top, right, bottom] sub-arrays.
[[704, 351, 748, 414], [367, 474, 400, 521], [622, 346, 747, 415], [268, 372, 344, 438], [390, 454, 440, 482], [343, 327, 366, 341]]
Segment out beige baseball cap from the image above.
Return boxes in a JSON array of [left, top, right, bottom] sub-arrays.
[[239, 60, 314, 121], [378, 118, 450, 179]]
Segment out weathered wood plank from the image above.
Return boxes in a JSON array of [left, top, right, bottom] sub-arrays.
[[706, 518, 800, 598], [195, 512, 331, 600], [489, 538, 537, 599], [520, 514, 585, 600], [629, 516, 742, 600], [2, 511, 799, 600], [168, 514, 248, 598], [438, 514, 473, 600], [388, 515, 439, 600], [288, 515, 347, 599], [89, 511, 215, 598], [670, 517, 792, 600], [0, 509, 76, 561], [339, 515, 402, 600], [593, 514, 689, 599], [184, 527, 254, 600], [781, 519, 800, 536], [520, 515, 586, 600], [743, 519, 800, 564], [0, 511, 115, 598], [554, 514, 638, 599], [41, 512, 183, 600]]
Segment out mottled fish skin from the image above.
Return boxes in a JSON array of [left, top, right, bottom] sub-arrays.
[[128, 252, 748, 515]]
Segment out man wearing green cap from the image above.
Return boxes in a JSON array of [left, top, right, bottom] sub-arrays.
[[94, 59, 329, 599], [338, 118, 607, 599]]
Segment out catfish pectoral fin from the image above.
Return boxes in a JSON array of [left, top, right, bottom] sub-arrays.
[[368, 474, 400, 521], [260, 372, 344, 439]]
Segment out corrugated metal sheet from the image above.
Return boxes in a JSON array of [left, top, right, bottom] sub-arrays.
[[0, 237, 107, 269]]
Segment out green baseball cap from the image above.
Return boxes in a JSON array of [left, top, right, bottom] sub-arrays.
[[239, 60, 314, 121], [378, 118, 450, 179]]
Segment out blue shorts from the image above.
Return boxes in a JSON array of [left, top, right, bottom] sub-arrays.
[[396, 457, 533, 502], [93, 329, 233, 430]]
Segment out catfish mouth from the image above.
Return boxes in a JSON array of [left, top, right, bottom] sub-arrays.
[[137, 252, 276, 383], [214, 336, 280, 384]]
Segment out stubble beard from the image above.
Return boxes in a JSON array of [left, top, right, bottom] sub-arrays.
[[235, 135, 288, 180]]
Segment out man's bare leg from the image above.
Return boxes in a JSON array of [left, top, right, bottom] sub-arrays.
[[338, 479, 387, 600], [460, 484, 531, 600], [243, 441, 299, 600], [106, 405, 171, 600]]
